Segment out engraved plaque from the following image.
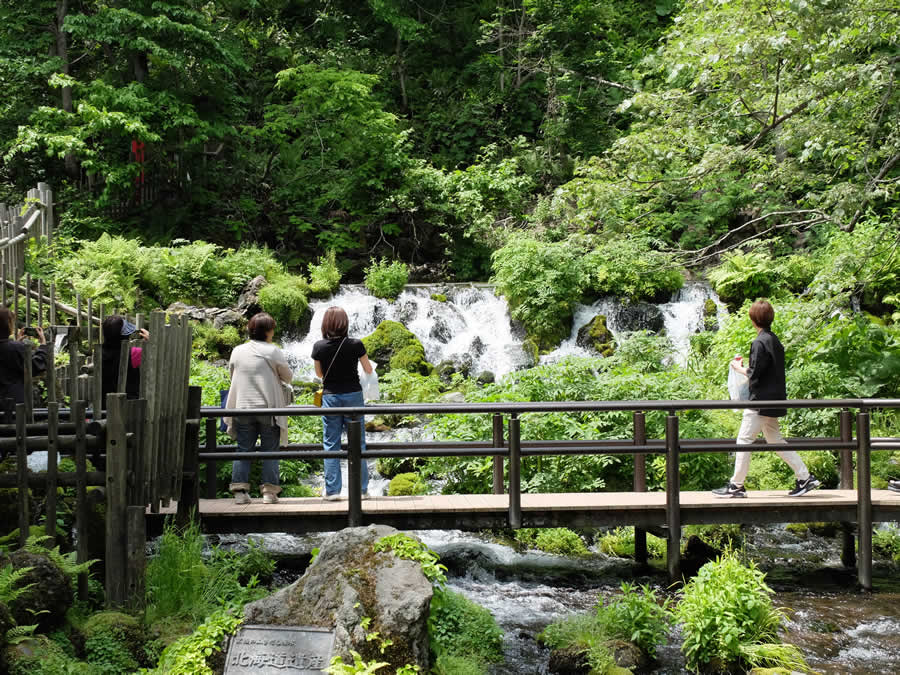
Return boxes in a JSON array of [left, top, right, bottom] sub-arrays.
[[224, 625, 335, 674]]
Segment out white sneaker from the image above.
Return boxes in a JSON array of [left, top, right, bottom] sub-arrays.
[[361, 491, 370, 501], [323, 492, 343, 501], [233, 491, 251, 505], [262, 493, 279, 504]]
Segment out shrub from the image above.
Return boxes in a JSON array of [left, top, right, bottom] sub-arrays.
[[676, 550, 808, 672], [308, 250, 342, 297], [192, 322, 243, 360], [82, 611, 145, 672], [147, 609, 242, 675], [428, 589, 503, 666], [538, 613, 615, 673], [707, 245, 777, 309], [600, 583, 671, 658], [491, 234, 588, 351], [873, 524, 900, 561], [365, 258, 409, 300], [583, 236, 684, 302], [515, 528, 588, 556], [388, 472, 429, 496], [597, 527, 666, 559], [257, 274, 310, 332]]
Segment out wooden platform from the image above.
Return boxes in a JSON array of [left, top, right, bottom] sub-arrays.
[[148, 490, 900, 535]]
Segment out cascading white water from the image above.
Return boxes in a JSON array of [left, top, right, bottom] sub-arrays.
[[282, 285, 531, 379], [542, 281, 724, 366]]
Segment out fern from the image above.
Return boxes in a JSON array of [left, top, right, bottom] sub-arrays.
[[24, 535, 96, 589], [6, 624, 38, 645], [0, 564, 34, 605]]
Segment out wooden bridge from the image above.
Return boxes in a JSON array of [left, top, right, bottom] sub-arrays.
[[149, 398, 900, 591]]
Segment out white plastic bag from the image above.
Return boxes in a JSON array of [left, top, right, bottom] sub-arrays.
[[727, 357, 749, 411], [359, 361, 380, 401]]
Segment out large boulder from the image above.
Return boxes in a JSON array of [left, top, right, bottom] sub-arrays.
[[616, 302, 665, 334], [1, 550, 72, 631], [242, 525, 433, 671], [576, 315, 616, 357], [362, 320, 432, 376], [164, 302, 209, 321]]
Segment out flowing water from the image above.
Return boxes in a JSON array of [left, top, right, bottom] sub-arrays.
[[213, 282, 899, 671]]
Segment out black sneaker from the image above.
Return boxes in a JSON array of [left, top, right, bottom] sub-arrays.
[[788, 474, 821, 497], [888, 479, 900, 494], [712, 482, 747, 498]]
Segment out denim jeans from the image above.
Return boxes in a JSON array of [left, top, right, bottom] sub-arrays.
[[231, 416, 280, 486], [322, 390, 369, 496]]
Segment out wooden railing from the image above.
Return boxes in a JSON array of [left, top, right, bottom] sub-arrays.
[[194, 398, 900, 590]]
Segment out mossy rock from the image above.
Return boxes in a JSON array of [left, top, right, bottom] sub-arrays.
[[82, 610, 145, 670], [362, 320, 432, 376], [703, 297, 719, 331], [575, 315, 616, 357], [4, 635, 86, 675], [388, 472, 428, 496], [430, 293, 447, 303]]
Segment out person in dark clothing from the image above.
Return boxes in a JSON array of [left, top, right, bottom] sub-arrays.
[[0, 306, 49, 405], [311, 306, 374, 500], [100, 315, 149, 403], [713, 300, 820, 499]]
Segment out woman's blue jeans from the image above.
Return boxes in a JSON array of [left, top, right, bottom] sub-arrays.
[[322, 390, 369, 496], [231, 416, 280, 486]]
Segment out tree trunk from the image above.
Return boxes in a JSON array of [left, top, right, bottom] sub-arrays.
[[54, 0, 78, 177]]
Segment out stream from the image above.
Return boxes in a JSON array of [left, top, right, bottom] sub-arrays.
[[244, 283, 900, 672]]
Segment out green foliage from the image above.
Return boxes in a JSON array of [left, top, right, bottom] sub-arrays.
[[584, 237, 684, 301], [600, 583, 672, 658], [379, 370, 446, 404], [432, 653, 487, 675], [707, 246, 778, 309], [143, 609, 242, 675], [5, 634, 94, 675], [23, 534, 95, 591], [257, 274, 310, 332], [515, 528, 588, 556], [387, 472, 428, 496], [308, 250, 342, 298], [538, 613, 616, 673], [324, 651, 389, 675], [491, 234, 588, 350], [0, 563, 33, 606], [597, 527, 666, 560], [84, 630, 139, 674], [428, 589, 504, 667], [192, 322, 242, 360], [208, 537, 275, 584], [373, 534, 447, 586], [675, 551, 808, 673], [364, 258, 409, 300], [873, 524, 900, 562]]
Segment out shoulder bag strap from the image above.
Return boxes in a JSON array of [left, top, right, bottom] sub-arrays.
[[322, 338, 347, 384]]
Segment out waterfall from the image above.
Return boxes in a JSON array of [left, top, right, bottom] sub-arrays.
[[282, 285, 531, 379], [542, 281, 725, 366]]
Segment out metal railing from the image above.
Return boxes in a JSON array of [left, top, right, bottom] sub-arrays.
[[194, 397, 900, 588]]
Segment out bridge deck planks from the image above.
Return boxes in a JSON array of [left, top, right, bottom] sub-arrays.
[[148, 490, 900, 535]]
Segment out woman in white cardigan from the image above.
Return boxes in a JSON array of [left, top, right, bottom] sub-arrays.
[[224, 312, 293, 504]]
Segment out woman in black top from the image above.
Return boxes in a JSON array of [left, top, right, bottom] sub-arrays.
[[0, 307, 49, 405], [311, 306, 374, 500], [712, 300, 819, 499]]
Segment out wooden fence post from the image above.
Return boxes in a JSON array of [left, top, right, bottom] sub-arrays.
[[16, 403, 28, 547], [45, 402, 59, 544], [665, 412, 681, 583], [508, 414, 521, 529], [856, 410, 872, 590], [177, 386, 202, 526], [839, 409, 855, 568], [348, 419, 362, 527], [126, 505, 146, 610], [492, 413, 504, 495], [72, 399, 89, 601], [633, 411, 648, 566], [105, 393, 128, 606]]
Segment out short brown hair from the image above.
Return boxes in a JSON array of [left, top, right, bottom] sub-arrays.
[[748, 299, 775, 330], [248, 312, 276, 340], [0, 307, 13, 337], [321, 306, 349, 339]]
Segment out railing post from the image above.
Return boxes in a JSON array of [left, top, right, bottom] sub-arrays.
[[348, 419, 362, 527], [105, 393, 128, 606], [665, 412, 681, 583], [492, 413, 504, 495], [205, 418, 218, 499], [177, 386, 202, 526], [839, 408, 855, 568], [72, 399, 89, 601], [508, 414, 521, 529], [856, 410, 872, 590], [633, 411, 648, 566], [15, 403, 28, 548]]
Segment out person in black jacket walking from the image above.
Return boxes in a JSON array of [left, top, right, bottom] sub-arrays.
[[0, 306, 49, 405], [712, 300, 820, 498]]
